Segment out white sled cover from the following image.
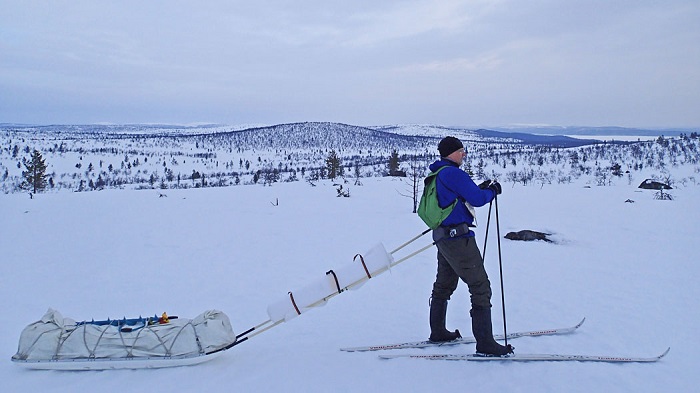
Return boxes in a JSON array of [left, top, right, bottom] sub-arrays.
[[12, 309, 236, 362], [266, 243, 393, 323]]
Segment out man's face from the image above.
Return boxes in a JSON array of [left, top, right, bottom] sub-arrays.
[[447, 148, 466, 165]]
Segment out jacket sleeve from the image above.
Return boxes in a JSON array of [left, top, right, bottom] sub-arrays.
[[443, 167, 495, 207]]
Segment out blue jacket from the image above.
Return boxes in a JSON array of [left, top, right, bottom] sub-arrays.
[[429, 159, 496, 234]]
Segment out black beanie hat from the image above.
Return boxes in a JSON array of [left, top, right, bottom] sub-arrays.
[[438, 136, 464, 157]]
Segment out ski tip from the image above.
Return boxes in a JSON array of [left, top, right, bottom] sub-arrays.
[[576, 317, 586, 328], [659, 347, 671, 359]]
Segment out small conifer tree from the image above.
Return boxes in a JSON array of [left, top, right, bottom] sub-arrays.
[[325, 150, 342, 180], [21, 149, 48, 193], [388, 149, 400, 175]]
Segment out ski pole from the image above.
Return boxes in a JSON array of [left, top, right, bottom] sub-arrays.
[[494, 195, 508, 347]]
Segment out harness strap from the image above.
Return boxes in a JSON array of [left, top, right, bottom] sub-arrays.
[[432, 223, 471, 242]]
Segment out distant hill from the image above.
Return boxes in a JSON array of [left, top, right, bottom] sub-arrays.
[[489, 125, 693, 137], [472, 129, 601, 147], [1, 122, 606, 152], [12, 121, 691, 151], [370, 124, 601, 147], [193, 122, 437, 151]]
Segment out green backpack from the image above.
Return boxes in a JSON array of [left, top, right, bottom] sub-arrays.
[[417, 166, 458, 229]]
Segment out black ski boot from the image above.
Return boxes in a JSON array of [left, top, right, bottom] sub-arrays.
[[470, 307, 514, 356], [428, 298, 461, 342]]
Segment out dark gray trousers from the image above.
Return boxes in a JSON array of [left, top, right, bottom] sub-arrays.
[[431, 236, 492, 310]]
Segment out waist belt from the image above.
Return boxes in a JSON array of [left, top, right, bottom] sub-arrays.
[[432, 223, 471, 242]]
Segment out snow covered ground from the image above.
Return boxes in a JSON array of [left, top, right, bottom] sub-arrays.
[[1, 176, 698, 392]]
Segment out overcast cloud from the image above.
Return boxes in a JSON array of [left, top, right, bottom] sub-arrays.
[[1, 0, 698, 127]]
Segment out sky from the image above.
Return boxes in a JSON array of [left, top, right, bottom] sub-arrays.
[[1, 0, 699, 128]]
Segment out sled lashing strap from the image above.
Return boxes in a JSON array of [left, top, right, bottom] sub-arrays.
[[288, 292, 301, 315], [354, 253, 371, 279], [326, 270, 343, 294]]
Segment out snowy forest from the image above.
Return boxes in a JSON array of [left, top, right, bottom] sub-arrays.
[[1, 122, 698, 195]]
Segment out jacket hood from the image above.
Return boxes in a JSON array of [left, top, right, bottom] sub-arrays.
[[429, 158, 459, 173]]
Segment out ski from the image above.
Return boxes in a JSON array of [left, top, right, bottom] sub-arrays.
[[378, 347, 670, 363], [340, 317, 585, 352]]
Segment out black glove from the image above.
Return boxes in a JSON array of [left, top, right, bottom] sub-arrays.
[[477, 180, 491, 189], [488, 181, 502, 195]]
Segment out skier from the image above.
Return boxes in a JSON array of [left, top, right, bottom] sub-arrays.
[[427, 136, 513, 356]]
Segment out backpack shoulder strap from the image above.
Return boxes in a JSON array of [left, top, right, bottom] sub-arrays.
[[433, 166, 464, 203]]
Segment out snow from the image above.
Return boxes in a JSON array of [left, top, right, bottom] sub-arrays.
[[1, 176, 698, 392]]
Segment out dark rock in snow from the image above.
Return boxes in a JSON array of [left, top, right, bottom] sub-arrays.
[[638, 179, 672, 190], [505, 230, 553, 243]]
